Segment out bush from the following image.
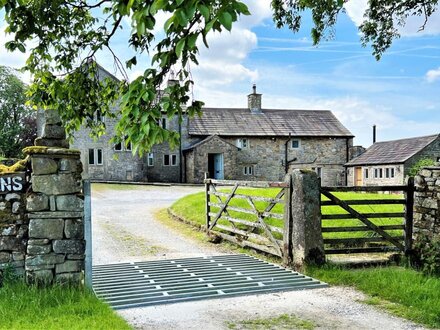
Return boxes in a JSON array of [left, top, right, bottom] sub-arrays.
[[413, 237, 440, 276], [409, 158, 436, 177]]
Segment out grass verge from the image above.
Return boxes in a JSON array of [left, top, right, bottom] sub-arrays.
[[0, 280, 131, 330], [226, 314, 315, 330], [307, 264, 440, 328]]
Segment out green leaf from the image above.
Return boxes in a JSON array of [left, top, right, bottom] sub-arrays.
[[187, 33, 198, 49], [198, 4, 210, 20], [175, 38, 185, 58], [219, 11, 233, 31], [164, 16, 174, 32]]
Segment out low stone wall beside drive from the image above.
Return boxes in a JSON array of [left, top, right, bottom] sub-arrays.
[[413, 166, 440, 242]]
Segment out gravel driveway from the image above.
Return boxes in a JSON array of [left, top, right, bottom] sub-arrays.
[[91, 183, 425, 330]]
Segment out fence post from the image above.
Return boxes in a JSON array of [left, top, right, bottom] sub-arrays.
[[289, 169, 325, 270], [282, 173, 293, 267], [204, 172, 210, 231], [404, 176, 414, 256], [83, 179, 93, 289]]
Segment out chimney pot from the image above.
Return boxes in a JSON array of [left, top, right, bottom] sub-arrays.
[[373, 125, 377, 144]]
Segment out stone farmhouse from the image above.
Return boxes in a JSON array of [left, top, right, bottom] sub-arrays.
[[346, 134, 440, 186], [71, 65, 355, 185]]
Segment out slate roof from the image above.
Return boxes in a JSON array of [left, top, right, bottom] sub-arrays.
[[183, 135, 239, 151], [346, 134, 440, 166], [188, 108, 353, 137]]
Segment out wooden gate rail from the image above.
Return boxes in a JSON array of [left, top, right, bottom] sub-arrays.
[[320, 179, 414, 255], [205, 176, 289, 258]]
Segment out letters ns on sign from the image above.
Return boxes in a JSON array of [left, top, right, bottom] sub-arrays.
[[0, 174, 25, 194]]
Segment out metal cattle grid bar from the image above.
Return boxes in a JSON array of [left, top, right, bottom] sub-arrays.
[[92, 254, 327, 310]]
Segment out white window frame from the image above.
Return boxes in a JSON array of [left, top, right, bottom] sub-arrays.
[[163, 154, 170, 166], [364, 168, 369, 179], [163, 154, 178, 166], [114, 142, 122, 151], [147, 153, 154, 166], [237, 138, 249, 149], [88, 148, 103, 165], [290, 139, 300, 149], [161, 117, 167, 129], [390, 167, 395, 178], [243, 165, 254, 176], [171, 154, 177, 166]]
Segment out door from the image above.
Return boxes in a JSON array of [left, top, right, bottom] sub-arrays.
[[213, 154, 224, 179], [354, 167, 362, 186], [208, 153, 224, 179]]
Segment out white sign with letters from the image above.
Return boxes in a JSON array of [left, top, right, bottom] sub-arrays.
[[0, 173, 25, 194]]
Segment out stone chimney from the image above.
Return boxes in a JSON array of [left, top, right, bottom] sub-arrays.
[[248, 84, 262, 114]]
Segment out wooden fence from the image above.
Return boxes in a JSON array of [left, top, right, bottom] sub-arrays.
[[320, 177, 414, 255], [205, 177, 289, 258]]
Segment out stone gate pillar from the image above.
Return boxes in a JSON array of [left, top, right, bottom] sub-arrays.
[[287, 169, 325, 270], [24, 110, 84, 284]]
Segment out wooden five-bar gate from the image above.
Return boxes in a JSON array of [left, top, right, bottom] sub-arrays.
[[320, 178, 414, 255], [205, 177, 289, 258], [205, 175, 415, 259]]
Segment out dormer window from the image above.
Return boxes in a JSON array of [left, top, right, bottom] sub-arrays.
[[291, 139, 300, 149]]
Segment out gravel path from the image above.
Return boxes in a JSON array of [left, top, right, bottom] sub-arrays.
[[91, 183, 425, 330]]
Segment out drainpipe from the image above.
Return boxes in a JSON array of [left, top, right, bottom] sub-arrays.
[[345, 138, 350, 186], [284, 133, 291, 174], [179, 119, 183, 183]]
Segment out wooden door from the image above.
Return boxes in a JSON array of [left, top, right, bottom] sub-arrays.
[[354, 167, 362, 186]]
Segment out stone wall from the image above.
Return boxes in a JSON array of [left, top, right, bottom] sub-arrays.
[[1, 109, 85, 285], [413, 166, 440, 243], [0, 190, 27, 277]]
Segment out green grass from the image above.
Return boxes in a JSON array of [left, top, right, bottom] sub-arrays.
[[226, 313, 315, 330], [307, 264, 440, 328], [0, 281, 131, 330]]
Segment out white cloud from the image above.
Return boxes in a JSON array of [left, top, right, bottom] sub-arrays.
[[0, 24, 32, 83], [426, 67, 440, 82], [192, 0, 272, 91], [345, 0, 440, 37]]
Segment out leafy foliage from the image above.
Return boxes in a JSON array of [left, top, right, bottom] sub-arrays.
[[1, 0, 250, 155], [0, 66, 36, 157], [271, 0, 439, 60], [409, 157, 436, 176]]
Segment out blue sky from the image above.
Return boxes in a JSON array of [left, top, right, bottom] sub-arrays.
[[1, 0, 439, 147]]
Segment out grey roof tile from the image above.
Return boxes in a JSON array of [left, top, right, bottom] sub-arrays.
[[188, 108, 353, 137], [346, 134, 440, 166]]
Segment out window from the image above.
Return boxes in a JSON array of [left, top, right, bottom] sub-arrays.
[[374, 168, 383, 178], [243, 166, 254, 175], [364, 168, 369, 179], [161, 117, 167, 129], [290, 139, 300, 149], [385, 168, 390, 178], [390, 167, 395, 178], [163, 154, 177, 166], [114, 136, 131, 152], [237, 138, 249, 149], [88, 148, 103, 165], [163, 154, 170, 166], [171, 154, 177, 166], [114, 142, 122, 151], [147, 153, 154, 166]]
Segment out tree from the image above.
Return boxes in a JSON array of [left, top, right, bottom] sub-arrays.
[[0, 66, 37, 158], [1, 1, 437, 155]]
